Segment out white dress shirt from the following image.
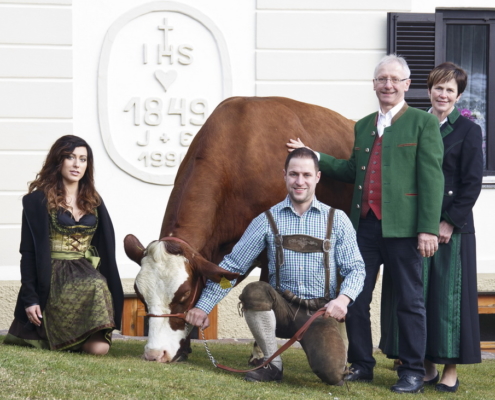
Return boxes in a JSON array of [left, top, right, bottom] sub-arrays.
[[377, 100, 405, 137]]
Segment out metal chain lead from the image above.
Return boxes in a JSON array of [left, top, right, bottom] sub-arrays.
[[200, 327, 217, 367]]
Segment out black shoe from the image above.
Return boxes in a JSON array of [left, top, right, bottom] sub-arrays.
[[344, 368, 373, 382], [245, 363, 283, 383], [424, 371, 440, 385], [435, 379, 459, 393], [391, 375, 424, 394]]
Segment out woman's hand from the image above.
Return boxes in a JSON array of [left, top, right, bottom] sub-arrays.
[[25, 305, 42, 326], [438, 221, 455, 244], [286, 138, 309, 152]]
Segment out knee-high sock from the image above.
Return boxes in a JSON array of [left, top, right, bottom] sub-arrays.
[[244, 309, 282, 370]]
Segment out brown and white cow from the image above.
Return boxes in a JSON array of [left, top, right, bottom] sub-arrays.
[[124, 96, 355, 363]]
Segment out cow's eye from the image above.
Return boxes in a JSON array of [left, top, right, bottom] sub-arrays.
[[179, 290, 191, 303]]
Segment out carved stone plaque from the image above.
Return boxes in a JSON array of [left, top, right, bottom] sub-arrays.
[[98, 2, 232, 185]]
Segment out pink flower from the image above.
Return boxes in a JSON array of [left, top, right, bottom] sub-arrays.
[[460, 109, 472, 118]]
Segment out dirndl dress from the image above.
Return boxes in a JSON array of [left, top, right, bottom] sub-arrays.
[[4, 209, 116, 351], [379, 232, 481, 364]]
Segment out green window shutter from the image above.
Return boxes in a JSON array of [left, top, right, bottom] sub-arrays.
[[387, 13, 435, 110]]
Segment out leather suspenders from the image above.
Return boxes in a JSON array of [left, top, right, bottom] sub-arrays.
[[265, 208, 336, 300]]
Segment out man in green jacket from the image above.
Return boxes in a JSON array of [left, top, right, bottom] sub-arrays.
[[287, 54, 444, 394]]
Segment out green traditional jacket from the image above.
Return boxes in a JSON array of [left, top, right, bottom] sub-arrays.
[[319, 104, 444, 238]]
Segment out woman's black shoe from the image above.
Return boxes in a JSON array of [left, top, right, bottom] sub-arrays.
[[435, 379, 459, 393], [424, 371, 440, 385]]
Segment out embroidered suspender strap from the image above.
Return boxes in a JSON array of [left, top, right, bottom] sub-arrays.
[[323, 208, 335, 300], [265, 208, 336, 299], [265, 210, 283, 291]]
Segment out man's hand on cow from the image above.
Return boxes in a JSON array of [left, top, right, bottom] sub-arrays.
[[438, 221, 454, 244], [417, 232, 439, 258], [286, 137, 306, 152], [185, 307, 210, 329], [323, 294, 351, 322]]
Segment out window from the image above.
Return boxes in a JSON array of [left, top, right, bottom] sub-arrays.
[[388, 10, 495, 175]]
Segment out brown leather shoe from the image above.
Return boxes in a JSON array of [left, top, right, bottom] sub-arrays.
[[245, 363, 283, 383]]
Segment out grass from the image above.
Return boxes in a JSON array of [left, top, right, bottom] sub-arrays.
[[1, 336, 494, 399]]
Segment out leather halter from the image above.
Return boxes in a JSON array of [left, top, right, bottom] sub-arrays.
[[144, 278, 201, 319], [143, 236, 201, 319]]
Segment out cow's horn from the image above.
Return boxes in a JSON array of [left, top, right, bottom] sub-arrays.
[[124, 234, 145, 266]]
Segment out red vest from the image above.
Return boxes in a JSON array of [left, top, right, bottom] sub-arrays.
[[361, 135, 383, 219]]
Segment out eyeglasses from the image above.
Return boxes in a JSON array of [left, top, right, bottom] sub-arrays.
[[374, 77, 409, 85]]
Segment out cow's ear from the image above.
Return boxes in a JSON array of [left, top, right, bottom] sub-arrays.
[[124, 234, 145, 266], [193, 255, 239, 283]]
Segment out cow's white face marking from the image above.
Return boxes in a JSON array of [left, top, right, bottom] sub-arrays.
[[135, 241, 190, 362]]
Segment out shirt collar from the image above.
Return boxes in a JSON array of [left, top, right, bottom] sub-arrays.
[[281, 195, 322, 214], [379, 100, 405, 119]]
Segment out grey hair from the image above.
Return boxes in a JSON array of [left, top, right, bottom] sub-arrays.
[[374, 54, 411, 79]]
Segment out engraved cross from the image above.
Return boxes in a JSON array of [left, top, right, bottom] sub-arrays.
[[158, 18, 173, 51]]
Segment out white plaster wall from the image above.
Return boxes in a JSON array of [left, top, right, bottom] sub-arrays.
[[0, 1, 73, 282], [411, 0, 495, 12], [257, 0, 412, 11], [217, 276, 255, 339], [473, 188, 495, 275], [254, 1, 412, 122]]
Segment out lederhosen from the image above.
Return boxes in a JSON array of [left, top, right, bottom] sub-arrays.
[[265, 208, 339, 312]]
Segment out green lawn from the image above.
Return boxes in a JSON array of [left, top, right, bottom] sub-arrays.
[[1, 336, 493, 399]]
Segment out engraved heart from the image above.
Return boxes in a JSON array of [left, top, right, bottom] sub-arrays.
[[154, 70, 177, 92]]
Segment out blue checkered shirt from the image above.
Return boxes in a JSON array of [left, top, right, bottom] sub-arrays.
[[195, 196, 365, 314]]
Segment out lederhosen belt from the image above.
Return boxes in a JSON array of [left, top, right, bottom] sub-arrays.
[[265, 208, 339, 311]]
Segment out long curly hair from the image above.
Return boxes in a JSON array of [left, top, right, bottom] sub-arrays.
[[28, 135, 101, 214]]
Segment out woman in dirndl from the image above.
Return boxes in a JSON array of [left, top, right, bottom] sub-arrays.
[[4, 135, 123, 354], [380, 62, 483, 392]]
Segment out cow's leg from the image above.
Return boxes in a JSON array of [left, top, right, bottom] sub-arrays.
[[299, 317, 347, 385], [174, 335, 192, 362], [248, 341, 264, 366]]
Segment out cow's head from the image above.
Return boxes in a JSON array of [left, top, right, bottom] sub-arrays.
[[124, 234, 238, 363]]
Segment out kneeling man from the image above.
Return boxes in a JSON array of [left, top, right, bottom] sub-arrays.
[[186, 148, 365, 384]]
